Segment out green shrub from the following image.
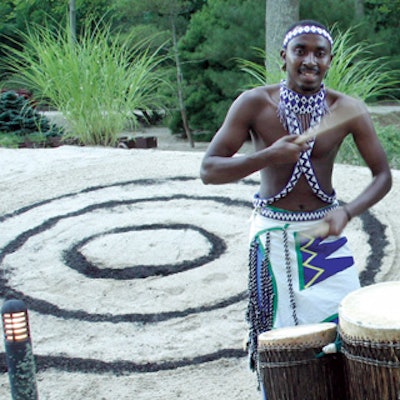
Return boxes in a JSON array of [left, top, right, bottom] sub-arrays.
[[0, 90, 63, 147], [380, 124, 400, 169], [236, 48, 284, 87], [1, 19, 169, 147], [325, 28, 400, 102]]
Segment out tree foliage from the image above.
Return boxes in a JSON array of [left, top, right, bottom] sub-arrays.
[[1, 0, 400, 139], [0, 90, 63, 147], [0, 0, 116, 82], [176, 0, 265, 134], [0, 0, 113, 33], [301, 0, 400, 61], [238, 25, 400, 103]]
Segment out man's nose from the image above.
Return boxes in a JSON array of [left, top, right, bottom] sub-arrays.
[[303, 53, 316, 65]]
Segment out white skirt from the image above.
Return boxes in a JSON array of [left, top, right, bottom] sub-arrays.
[[246, 206, 361, 370]]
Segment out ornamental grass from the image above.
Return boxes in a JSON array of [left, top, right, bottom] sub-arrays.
[[1, 19, 169, 147]]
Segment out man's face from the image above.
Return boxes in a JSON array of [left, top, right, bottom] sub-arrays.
[[281, 33, 333, 94]]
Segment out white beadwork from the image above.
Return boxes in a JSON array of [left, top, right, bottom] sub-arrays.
[[254, 81, 336, 208], [283, 25, 333, 49]]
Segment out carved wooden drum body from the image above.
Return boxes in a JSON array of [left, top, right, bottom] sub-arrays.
[[339, 282, 400, 400], [258, 322, 346, 400]]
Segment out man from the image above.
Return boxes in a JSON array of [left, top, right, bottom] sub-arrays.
[[200, 19, 392, 387]]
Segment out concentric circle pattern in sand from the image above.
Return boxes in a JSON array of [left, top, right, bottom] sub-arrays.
[[0, 146, 398, 399]]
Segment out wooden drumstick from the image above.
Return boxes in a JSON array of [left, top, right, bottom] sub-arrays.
[[294, 106, 367, 145]]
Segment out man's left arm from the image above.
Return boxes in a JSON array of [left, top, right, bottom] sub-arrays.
[[325, 101, 392, 236]]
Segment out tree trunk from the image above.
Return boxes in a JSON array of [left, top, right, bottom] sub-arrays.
[[265, 0, 299, 76], [170, 13, 194, 148], [69, 0, 77, 43], [354, 0, 365, 20]]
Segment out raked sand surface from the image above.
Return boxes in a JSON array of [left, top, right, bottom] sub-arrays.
[[0, 127, 399, 399]]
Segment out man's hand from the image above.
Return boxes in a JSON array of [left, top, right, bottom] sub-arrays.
[[322, 207, 351, 237], [301, 207, 351, 239], [267, 135, 310, 164]]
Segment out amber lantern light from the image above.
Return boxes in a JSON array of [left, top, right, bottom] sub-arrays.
[[2, 299, 38, 400]]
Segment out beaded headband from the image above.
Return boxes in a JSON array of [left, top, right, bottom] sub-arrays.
[[282, 25, 333, 49]]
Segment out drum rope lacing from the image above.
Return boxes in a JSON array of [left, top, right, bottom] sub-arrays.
[[259, 356, 331, 368], [258, 341, 338, 368], [340, 330, 400, 368]]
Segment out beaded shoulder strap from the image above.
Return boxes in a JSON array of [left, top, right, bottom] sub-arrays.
[[255, 82, 336, 206]]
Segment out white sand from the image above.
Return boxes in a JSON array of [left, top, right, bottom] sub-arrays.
[[0, 129, 399, 399]]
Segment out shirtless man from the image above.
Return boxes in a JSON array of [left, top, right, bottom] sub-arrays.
[[200, 19, 392, 389]]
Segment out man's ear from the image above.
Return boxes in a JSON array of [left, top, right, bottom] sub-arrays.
[[324, 53, 335, 78], [327, 53, 334, 68], [280, 49, 286, 71]]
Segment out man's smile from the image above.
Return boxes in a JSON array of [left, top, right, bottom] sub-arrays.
[[299, 66, 319, 77]]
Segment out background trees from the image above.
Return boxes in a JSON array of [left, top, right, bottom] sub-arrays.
[[176, 0, 265, 135], [1, 0, 399, 141], [111, 0, 207, 146]]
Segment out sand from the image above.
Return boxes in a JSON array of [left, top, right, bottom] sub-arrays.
[[0, 127, 399, 399]]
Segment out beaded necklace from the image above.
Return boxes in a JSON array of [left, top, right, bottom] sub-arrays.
[[278, 80, 329, 134]]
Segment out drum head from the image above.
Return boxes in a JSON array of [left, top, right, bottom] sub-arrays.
[[258, 322, 337, 347], [339, 281, 400, 340]]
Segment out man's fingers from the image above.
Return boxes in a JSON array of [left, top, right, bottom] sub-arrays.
[[301, 221, 330, 238]]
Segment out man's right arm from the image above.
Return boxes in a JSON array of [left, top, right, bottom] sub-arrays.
[[200, 90, 308, 185]]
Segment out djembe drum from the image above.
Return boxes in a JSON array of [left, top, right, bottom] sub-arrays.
[[339, 281, 400, 400], [258, 322, 346, 400]]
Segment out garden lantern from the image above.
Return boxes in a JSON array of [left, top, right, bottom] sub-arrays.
[[2, 299, 38, 400]]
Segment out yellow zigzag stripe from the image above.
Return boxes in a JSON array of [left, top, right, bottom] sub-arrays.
[[301, 237, 324, 288]]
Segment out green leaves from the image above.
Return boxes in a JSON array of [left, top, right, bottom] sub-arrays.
[[177, 0, 265, 133], [0, 90, 63, 147], [325, 27, 400, 102], [2, 18, 170, 146]]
